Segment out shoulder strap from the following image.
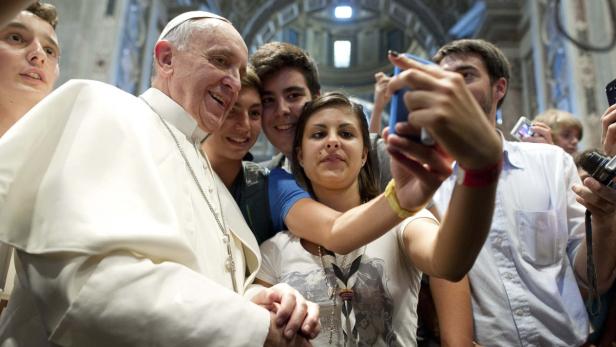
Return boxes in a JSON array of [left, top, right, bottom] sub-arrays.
[[239, 161, 275, 244]]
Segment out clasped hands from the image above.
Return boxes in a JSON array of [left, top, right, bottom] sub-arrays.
[[252, 283, 320, 346]]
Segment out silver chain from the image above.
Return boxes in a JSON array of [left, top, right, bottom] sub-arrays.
[[142, 97, 237, 292]]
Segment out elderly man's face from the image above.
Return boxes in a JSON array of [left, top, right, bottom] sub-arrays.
[[168, 20, 248, 133], [0, 10, 59, 107]]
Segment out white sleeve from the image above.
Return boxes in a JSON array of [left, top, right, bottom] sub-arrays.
[[257, 237, 283, 285], [20, 251, 270, 347]]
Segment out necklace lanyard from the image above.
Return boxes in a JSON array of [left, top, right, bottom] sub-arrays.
[[140, 96, 238, 292], [319, 245, 365, 346]]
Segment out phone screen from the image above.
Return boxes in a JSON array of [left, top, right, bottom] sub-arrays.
[[510, 116, 534, 140], [515, 122, 533, 138]]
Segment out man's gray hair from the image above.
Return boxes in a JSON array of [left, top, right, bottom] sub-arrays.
[[151, 11, 230, 79], [162, 19, 205, 51], [151, 19, 210, 79]]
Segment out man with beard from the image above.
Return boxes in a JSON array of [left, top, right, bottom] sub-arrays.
[[427, 39, 616, 346]]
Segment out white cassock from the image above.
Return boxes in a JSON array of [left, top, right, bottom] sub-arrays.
[[0, 80, 270, 346]]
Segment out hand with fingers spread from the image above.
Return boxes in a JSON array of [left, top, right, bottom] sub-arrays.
[[385, 51, 502, 172], [520, 121, 553, 145], [602, 104, 616, 156], [252, 283, 320, 344]]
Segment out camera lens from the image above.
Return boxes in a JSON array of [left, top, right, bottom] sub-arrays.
[[580, 152, 607, 174], [580, 151, 616, 186]]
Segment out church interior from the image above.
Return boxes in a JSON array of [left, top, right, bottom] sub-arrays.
[[47, 0, 616, 159]]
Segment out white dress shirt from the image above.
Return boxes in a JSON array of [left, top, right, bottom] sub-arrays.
[[0, 80, 269, 346], [433, 138, 589, 347]]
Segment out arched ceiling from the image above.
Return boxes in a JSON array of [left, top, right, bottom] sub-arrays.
[[164, 0, 517, 95], [223, 0, 474, 89]]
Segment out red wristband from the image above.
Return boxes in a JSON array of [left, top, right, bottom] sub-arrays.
[[456, 158, 503, 187]]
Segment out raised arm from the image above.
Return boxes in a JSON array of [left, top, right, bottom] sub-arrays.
[[369, 72, 391, 133], [384, 53, 501, 280], [283, 189, 406, 254], [277, 145, 448, 254]]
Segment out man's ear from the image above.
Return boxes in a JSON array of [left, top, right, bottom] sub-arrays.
[[494, 77, 507, 104], [154, 40, 174, 76]]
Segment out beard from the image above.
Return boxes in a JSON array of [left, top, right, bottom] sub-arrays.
[[478, 87, 494, 116]]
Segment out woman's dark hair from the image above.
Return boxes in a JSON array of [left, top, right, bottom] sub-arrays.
[[291, 92, 379, 203]]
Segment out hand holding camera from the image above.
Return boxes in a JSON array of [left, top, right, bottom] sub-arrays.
[[385, 51, 502, 172], [602, 79, 616, 156], [388, 53, 437, 145], [602, 106, 616, 157], [511, 117, 553, 145], [572, 151, 616, 225]]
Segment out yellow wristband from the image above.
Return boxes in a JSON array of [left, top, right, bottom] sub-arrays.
[[384, 179, 426, 219]]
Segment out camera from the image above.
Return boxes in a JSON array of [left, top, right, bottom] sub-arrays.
[[389, 53, 436, 146], [579, 151, 616, 189], [510, 116, 534, 140]]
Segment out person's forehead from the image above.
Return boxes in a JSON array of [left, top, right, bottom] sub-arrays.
[[197, 20, 245, 46], [311, 106, 357, 124], [439, 52, 486, 72], [263, 68, 310, 92], [238, 87, 261, 102], [560, 126, 580, 134], [6, 11, 59, 49]]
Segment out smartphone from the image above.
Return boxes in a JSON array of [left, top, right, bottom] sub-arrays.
[[606, 78, 616, 106], [510, 116, 534, 140], [389, 53, 436, 146]]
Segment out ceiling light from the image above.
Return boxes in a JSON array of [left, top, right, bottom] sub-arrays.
[[334, 6, 353, 19], [334, 40, 351, 68]]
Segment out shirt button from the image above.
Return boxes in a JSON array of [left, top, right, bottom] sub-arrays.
[[514, 308, 524, 316], [503, 272, 513, 280]]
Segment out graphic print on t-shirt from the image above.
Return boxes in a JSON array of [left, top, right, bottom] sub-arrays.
[[280, 255, 399, 346]]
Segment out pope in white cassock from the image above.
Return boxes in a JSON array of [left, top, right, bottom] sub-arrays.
[[0, 11, 319, 347]]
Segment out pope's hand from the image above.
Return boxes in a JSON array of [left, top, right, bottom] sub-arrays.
[[252, 283, 320, 341]]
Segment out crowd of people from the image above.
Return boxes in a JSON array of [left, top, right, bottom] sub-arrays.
[[0, 2, 614, 346]]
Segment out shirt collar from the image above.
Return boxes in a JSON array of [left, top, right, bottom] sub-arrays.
[[452, 130, 524, 174], [499, 130, 524, 169], [140, 88, 208, 143]]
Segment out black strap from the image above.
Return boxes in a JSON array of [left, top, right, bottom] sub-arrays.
[[585, 209, 601, 316]]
